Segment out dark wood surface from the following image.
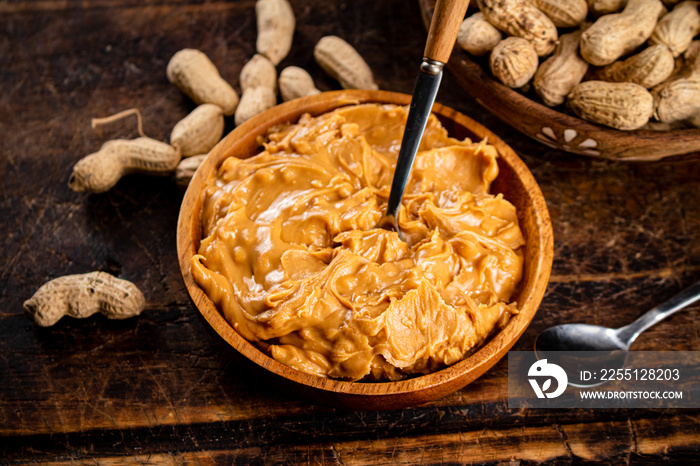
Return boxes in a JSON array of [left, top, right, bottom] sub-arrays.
[[1, 0, 699, 463]]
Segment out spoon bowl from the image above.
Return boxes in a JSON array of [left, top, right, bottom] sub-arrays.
[[535, 323, 628, 352], [535, 324, 629, 387]]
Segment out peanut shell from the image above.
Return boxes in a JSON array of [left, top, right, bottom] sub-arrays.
[[567, 81, 654, 130], [653, 79, 700, 122], [457, 12, 502, 56], [587, 0, 627, 16], [69, 137, 181, 193], [166, 49, 239, 116], [235, 87, 277, 126], [256, 0, 295, 65], [314, 36, 378, 90], [170, 104, 224, 157], [597, 45, 675, 88], [530, 0, 588, 27], [477, 0, 558, 56], [279, 66, 321, 102], [580, 0, 665, 66], [649, 1, 700, 57], [534, 31, 589, 107], [24, 272, 145, 327], [175, 154, 206, 190], [489, 37, 539, 88], [240, 54, 277, 93]]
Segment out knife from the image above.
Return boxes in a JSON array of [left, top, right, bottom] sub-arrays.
[[381, 0, 470, 238]]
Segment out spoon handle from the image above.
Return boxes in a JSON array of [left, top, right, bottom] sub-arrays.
[[424, 0, 470, 63], [617, 279, 700, 347]]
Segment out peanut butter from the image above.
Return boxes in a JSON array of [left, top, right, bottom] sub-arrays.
[[191, 104, 524, 381]]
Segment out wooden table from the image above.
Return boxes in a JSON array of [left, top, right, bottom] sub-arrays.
[[2, 1, 699, 463]]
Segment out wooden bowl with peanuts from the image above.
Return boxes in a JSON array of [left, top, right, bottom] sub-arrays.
[[420, 0, 700, 161], [177, 90, 553, 410]]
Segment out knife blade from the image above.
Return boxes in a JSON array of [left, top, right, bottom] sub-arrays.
[[384, 59, 443, 223], [379, 0, 469, 238]]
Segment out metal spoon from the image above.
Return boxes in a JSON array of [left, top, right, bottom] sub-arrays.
[[378, 0, 470, 239], [534, 279, 700, 387], [535, 279, 700, 353]]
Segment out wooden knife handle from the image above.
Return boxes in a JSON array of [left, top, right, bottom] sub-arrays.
[[423, 0, 470, 64]]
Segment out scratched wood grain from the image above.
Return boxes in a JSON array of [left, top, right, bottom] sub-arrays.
[[1, 0, 699, 463], [6, 413, 700, 463]]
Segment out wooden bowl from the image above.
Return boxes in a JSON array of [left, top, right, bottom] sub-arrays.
[[177, 90, 553, 410], [419, 0, 700, 162]]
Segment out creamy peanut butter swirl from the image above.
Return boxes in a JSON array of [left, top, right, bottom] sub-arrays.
[[191, 104, 524, 381]]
